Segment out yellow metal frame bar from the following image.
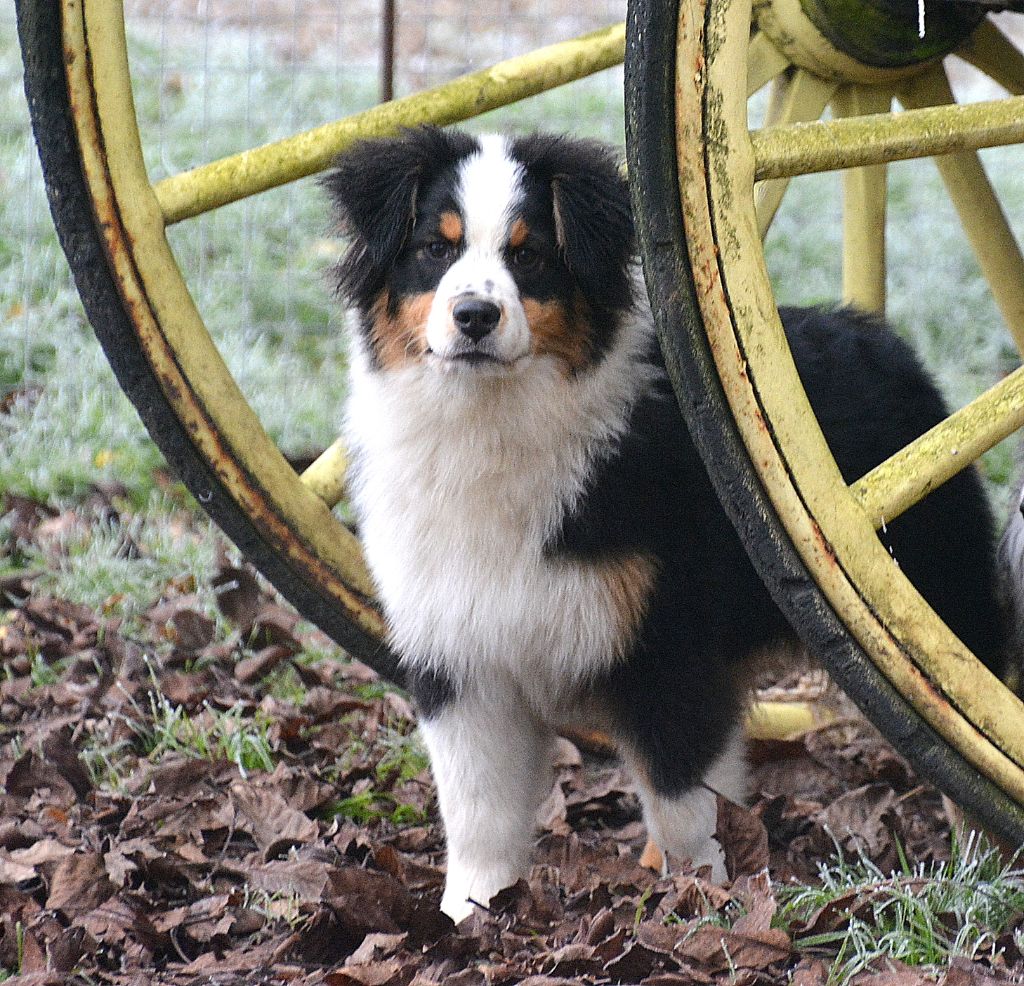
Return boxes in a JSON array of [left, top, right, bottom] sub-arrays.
[[154, 23, 626, 224], [675, 0, 1024, 803]]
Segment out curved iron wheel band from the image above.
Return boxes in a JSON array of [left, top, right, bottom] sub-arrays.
[[16, 0, 625, 687], [625, 0, 1024, 840]]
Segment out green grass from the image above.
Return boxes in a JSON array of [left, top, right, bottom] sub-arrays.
[[131, 684, 279, 778], [777, 831, 1024, 983], [322, 721, 431, 827]]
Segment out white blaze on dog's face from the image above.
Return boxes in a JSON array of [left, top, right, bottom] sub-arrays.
[[421, 136, 533, 371], [323, 128, 635, 379]]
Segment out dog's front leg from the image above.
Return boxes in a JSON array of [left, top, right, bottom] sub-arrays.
[[417, 685, 555, 923], [624, 722, 748, 882]]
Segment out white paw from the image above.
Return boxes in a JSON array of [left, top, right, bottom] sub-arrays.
[[440, 889, 478, 924], [687, 835, 729, 883], [440, 861, 522, 923]]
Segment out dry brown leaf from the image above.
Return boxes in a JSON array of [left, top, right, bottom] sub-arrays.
[[230, 781, 320, 857], [716, 793, 770, 881], [235, 643, 293, 684], [676, 924, 790, 973], [169, 608, 217, 652], [212, 564, 264, 633], [45, 852, 116, 917]]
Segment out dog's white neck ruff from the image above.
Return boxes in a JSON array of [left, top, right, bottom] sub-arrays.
[[343, 302, 656, 710]]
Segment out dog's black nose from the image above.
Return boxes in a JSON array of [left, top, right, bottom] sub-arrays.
[[452, 298, 501, 343]]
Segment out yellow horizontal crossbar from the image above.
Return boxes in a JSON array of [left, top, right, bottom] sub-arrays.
[[154, 23, 626, 224], [752, 93, 1024, 181], [851, 363, 1024, 528]]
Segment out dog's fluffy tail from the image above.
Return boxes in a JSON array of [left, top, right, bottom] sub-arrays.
[[997, 481, 1024, 693]]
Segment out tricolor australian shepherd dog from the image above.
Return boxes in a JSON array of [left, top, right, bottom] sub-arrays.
[[323, 127, 1008, 922]]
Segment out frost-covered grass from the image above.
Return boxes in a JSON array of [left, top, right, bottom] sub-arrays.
[[13, 498, 225, 619], [778, 831, 1024, 984]]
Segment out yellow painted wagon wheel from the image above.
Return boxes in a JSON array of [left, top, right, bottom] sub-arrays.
[[16, 0, 625, 684], [626, 0, 1024, 841]]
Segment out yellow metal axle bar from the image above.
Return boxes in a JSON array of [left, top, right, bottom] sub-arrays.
[[154, 23, 626, 225], [752, 93, 1024, 180]]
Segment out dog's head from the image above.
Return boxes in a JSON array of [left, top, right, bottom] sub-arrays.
[[322, 127, 635, 376]]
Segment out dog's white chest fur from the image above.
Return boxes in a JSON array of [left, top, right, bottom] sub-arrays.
[[344, 332, 652, 706]]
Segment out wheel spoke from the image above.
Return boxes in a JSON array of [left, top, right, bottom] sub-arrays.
[[898, 64, 1024, 354], [755, 69, 836, 238], [746, 29, 790, 97], [676, 0, 1024, 799], [852, 363, 1024, 530], [301, 439, 348, 507], [833, 84, 892, 313], [153, 22, 626, 225], [751, 92, 1024, 180], [957, 17, 1024, 96]]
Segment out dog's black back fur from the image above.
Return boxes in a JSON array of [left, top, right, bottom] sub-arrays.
[[550, 306, 1005, 795]]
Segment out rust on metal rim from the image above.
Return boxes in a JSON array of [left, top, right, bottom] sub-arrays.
[[674, 0, 1024, 800], [62, 0, 387, 643]]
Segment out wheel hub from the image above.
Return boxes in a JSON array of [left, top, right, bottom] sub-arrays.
[[754, 0, 984, 82]]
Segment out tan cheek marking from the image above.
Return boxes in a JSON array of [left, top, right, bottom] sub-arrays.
[[599, 552, 659, 651], [439, 211, 463, 244], [509, 217, 529, 249], [523, 298, 592, 375], [368, 292, 434, 369]]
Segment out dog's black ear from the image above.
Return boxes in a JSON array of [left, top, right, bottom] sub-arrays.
[[321, 127, 477, 307], [511, 134, 635, 316]]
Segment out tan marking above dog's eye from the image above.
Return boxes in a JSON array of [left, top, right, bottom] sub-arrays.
[[439, 211, 463, 244], [509, 217, 529, 249]]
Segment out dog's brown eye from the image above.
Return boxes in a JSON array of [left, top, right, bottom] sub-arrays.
[[423, 241, 455, 262], [510, 245, 542, 273]]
